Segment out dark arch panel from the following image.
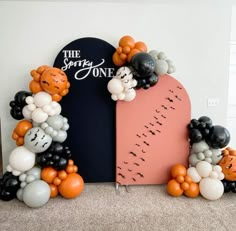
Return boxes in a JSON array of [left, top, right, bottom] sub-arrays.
[[53, 37, 117, 182]]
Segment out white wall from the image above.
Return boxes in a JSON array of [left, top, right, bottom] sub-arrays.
[[0, 0, 232, 170]]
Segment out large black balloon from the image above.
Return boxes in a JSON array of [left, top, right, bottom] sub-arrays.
[[9, 90, 32, 120], [0, 171, 20, 201], [205, 125, 230, 149], [36, 142, 72, 170], [131, 52, 155, 78]]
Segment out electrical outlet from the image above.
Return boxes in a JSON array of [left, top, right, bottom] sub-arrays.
[[207, 98, 220, 107]]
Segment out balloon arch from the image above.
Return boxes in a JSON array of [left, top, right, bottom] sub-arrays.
[[0, 35, 235, 208]]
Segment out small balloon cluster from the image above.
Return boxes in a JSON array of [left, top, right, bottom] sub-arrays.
[[107, 35, 175, 101], [0, 65, 84, 208], [167, 115, 233, 200]]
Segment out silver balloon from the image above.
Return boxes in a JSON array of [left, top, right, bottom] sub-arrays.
[[24, 127, 52, 153], [23, 180, 50, 208]]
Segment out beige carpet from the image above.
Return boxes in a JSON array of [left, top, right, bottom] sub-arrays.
[[0, 183, 236, 231]]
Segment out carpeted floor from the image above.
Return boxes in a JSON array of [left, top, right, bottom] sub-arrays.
[[0, 183, 236, 231]]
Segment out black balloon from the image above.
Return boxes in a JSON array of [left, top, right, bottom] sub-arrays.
[[198, 116, 212, 126], [36, 142, 72, 170], [0, 171, 20, 201], [187, 116, 214, 144], [9, 91, 32, 120], [189, 128, 202, 143], [205, 125, 230, 149], [131, 52, 155, 78], [222, 180, 236, 193], [135, 73, 159, 90]]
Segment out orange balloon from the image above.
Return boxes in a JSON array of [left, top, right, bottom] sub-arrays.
[[176, 175, 184, 183], [181, 182, 189, 191], [184, 182, 199, 198], [58, 170, 67, 180], [40, 68, 68, 94], [68, 159, 74, 166], [184, 175, 192, 184], [58, 173, 84, 199], [112, 52, 126, 66], [66, 165, 74, 174], [167, 179, 183, 197], [12, 120, 32, 146], [29, 65, 70, 102], [49, 184, 58, 198], [127, 48, 140, 62], [41, 167, 57, 184], [219, 148, 236, 181], [119, 35, 135, 49], [53, 177, 62, 186], [170, 164, 187, 178], [135, 41, 147, 52]]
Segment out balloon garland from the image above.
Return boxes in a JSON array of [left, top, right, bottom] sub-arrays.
[[0, 35, 234, 205], [0, 65, 84, 207], [107, 35, 176, 100], [167, 116, 235, 200]]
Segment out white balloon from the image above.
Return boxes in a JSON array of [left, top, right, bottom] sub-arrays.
[[32, 108, 48, 123], [155, 60, 168, 75], [124, 90, 136, 102], [199, 178, 224, 200], [196, 161, 212, 178], [107, 78, 123, 94], [34, 92, 52, 107], [28, 104, 36, 111], [187, 167, 202, 183], [209, 171, 218, 179], [8, 146, 35, 176], [23, 180, 50, 208], [25, 96, 34, 105], [22, 106, 32, 119], [167, 65, 176, 74]]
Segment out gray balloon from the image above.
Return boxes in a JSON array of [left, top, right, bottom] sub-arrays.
[[26, 167, 41, 180], [17, 188, 24, 201], [52, 130, 67, 143], [23, 180, 50, 208], [47, 115, 64, 130], [24, 127, 52, 153]]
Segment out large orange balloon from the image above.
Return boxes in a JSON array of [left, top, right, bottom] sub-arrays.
[[29, 65, 70, 102], [58, 173, 84, 199], [219, 147, 236, 181], [167, 179, 183, 197]]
